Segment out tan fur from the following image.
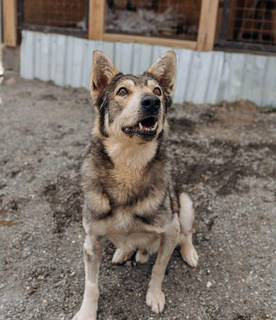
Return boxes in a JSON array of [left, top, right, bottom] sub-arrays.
[[104, 138, 157, 169], [91, 51, 118, 102], [147, 51, 177, 95], [86, 191, 111, 213], [106, 86, 166, 140]]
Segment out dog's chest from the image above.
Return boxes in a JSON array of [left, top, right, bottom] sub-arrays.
[[109, 166, 145, 202], [102, 163, 169, 226], [93, 190, 171, 238]]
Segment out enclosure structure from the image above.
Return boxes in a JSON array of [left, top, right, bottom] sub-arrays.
[[3, 0, 219, 50], [2, 0, 276, 106], [19, 0, 89, 37], [91, 0, 218, 51], [217, 0, 276, 52], [4, 0, 275, 52]]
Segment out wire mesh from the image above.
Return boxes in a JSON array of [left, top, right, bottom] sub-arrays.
[[217, 0, 276, 52], [105, 0, 202, 40], [19, 0, 88, 36]]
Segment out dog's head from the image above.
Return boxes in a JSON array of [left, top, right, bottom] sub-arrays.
[[91, 50, 176, 142]]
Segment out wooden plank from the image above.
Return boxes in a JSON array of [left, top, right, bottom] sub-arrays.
[[3, 0, 17, 47], [88, 0, 105, 40], [103, 33, 197, 50], [197, 0, 219, 51]]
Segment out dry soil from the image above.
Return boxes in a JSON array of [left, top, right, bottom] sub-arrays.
[[0, 76, 275, 320]]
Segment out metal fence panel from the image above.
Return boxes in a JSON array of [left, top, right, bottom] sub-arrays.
[[21, 31, 276, 107]]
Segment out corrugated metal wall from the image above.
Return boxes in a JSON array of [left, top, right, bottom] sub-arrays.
[[21, 30, 276, 107]]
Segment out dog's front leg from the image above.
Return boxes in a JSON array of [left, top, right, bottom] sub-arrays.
[[146, 214, 180, 313], [73, 233, 103, 320]]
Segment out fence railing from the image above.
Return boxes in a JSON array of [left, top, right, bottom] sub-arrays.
[[3, 0, 276, 54], [216, 0, 276, 53], [18, 0, 89, 37]]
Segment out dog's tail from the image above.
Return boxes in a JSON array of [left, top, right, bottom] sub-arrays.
[[179, 192, 195, 234], [179, 192, 199, 267]]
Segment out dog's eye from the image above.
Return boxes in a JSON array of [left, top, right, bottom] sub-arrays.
[[153, 87, 162, 96], [117, 87, 128, 97]]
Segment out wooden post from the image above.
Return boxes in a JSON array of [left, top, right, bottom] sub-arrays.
[[197, 0, 219, 51], [3, 0, 18, 47], [88, 0, 105, 40]]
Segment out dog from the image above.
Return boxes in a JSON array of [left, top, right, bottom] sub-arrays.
[[73, 50, 198, 320]]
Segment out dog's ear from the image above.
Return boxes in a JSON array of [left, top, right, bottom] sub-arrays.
[[91, 50, 118, 102], [147, 51, 176, 95]]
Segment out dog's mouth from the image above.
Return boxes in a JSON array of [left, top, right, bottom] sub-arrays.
[[122, 116, 158, 139]]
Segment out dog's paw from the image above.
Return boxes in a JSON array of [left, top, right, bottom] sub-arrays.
[[112, 248, 133, 265], [180, 243, 199, 268], [135, 250, 149, 264], [146, 287, 165, 313]]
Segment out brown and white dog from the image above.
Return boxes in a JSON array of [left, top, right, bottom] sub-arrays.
[[73, 50, 198, 320]]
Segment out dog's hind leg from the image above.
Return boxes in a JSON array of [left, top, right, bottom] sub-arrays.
[[178, 192, 199, 268], [73, 233, 103, 320], [135, 249, 149, 264], [112, 247, 135, 265]]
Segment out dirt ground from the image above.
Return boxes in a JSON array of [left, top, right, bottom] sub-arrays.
[[0, 76, 275, 320]]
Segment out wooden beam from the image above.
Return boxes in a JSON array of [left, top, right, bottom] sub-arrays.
[[103, 33, 197, 50], [88, 0, 105, 40], [3, 0, 18, 47], [197, 0, 219, 51]]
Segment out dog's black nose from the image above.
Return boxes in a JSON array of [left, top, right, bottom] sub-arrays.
[[141, 95, 160, 114]]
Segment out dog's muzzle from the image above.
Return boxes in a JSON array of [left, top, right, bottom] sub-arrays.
[[122, 95, 161, 141], [122, 116, 158, 140]]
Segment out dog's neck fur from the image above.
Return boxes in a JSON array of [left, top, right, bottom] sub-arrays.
[[103, 137, 158, 171]]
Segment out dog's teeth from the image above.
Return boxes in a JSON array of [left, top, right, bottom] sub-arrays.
[[139, 122, 143, 130], [153, 122, 158, 130]]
